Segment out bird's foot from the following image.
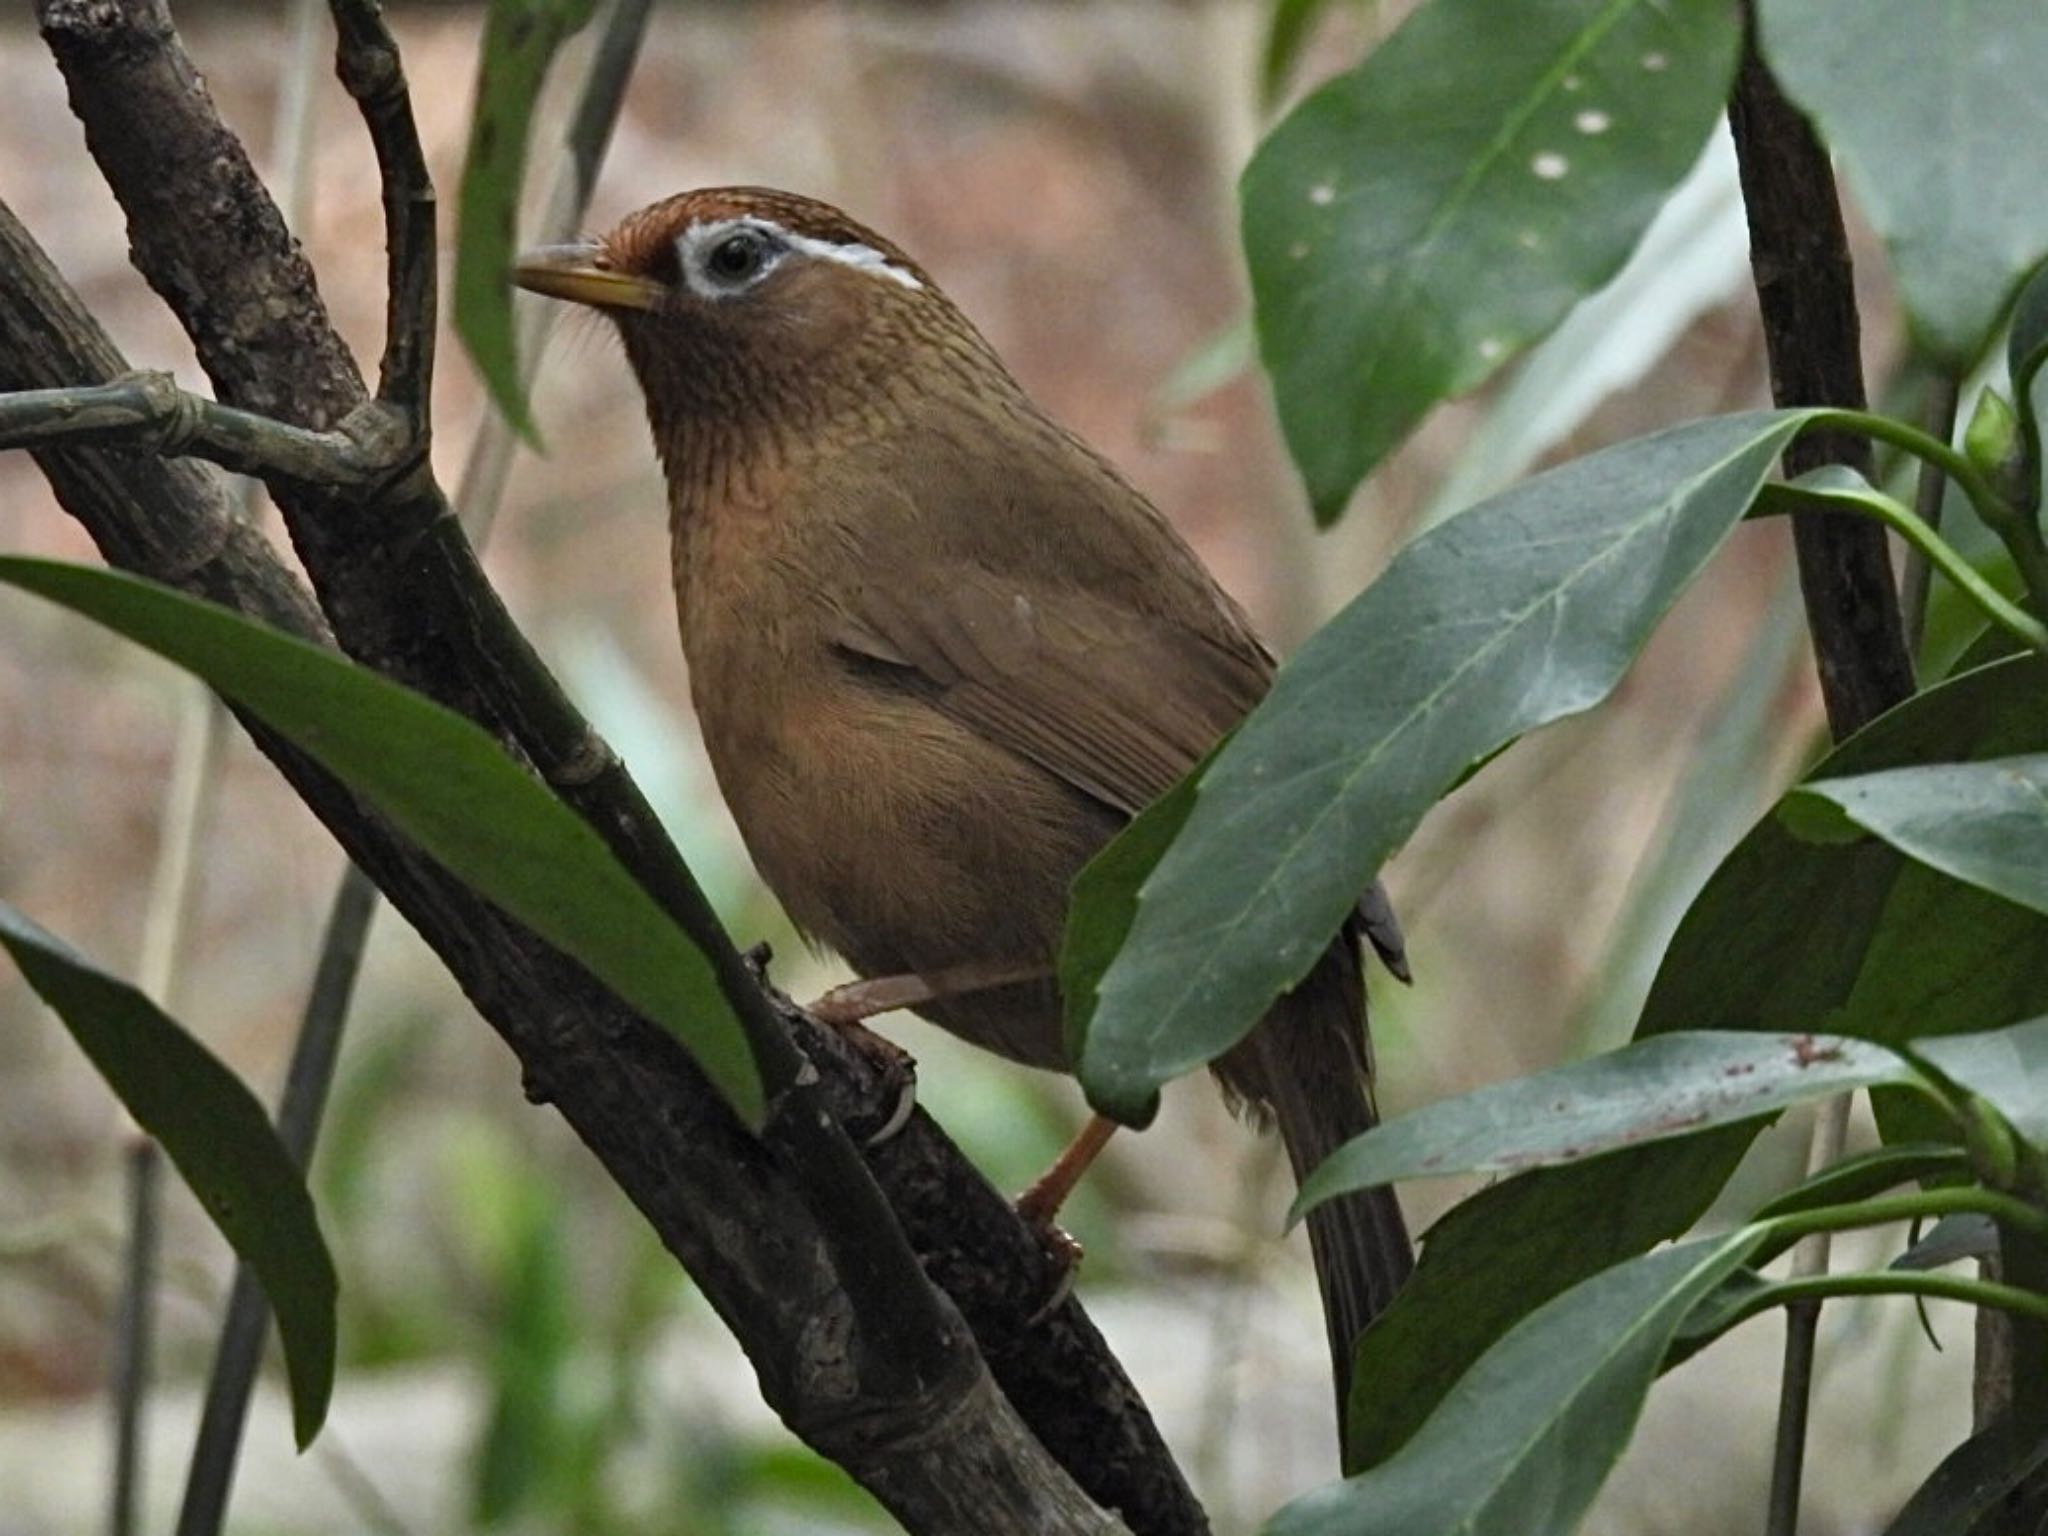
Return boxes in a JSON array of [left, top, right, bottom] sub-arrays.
[[743, 942, 917, 1146], [804, 962, 1041, 1149], [816, 1019, 918, 1148], [1013, 1113, 1121, 1323]]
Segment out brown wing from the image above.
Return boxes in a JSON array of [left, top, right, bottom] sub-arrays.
[[829, 562, 1269, 818], [810, 401, 1410, 977], [831, 562, 1416, 981]]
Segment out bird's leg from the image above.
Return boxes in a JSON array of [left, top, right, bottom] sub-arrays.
[[1016, 1113, 1121, 1321], [805, 959, 1047, 1025], [1017, 1113, 1120, 1230]]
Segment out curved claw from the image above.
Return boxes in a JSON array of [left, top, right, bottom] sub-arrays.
[[863, 1071, 918, 1148], [1023, 1225, 1083, 1325]]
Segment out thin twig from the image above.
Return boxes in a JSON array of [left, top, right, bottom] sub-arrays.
[[137, 701, 228, 1006], [326, 0, 434, 417], [1764, 1096, 1852, 1533], [0, 373, 417, 490], [174, 872, 377, 1536], [109, 1137, 161, 1536], [1899, 377, 1963, 660]]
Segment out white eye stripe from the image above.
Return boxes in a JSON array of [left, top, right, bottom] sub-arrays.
[[779, 230, 923, 290], [672, 216, 923, 299]]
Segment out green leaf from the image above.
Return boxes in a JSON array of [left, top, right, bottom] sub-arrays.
[[1058, 741, 1222, 1125], [1070, 409, 1815, 1123], [1758, 0, 2048, 366], [1792, 755, 2048, 922], [1667, 1265, 1773, 1352], [455, 0, 599, 438], [1751, 461, 1888, 517], [1243, 0, 1742, 517], [1646, 658, 2048, 1052], [1883, 1420, 2048, 1536], [1890, 1212, 1996, 1272], [1272, 1231, 1765, 1536], [1916, 1017, 2048, 1152], [1749, 1141, 1969, 1221], [1348, 655, 2048, 1470], [0, 902, 336, 1447], [0, 558, 763, 1124], [1345, 1143, 1728, 1470], [1418, 130, 1751, 530], [1291, 1031, 1919, 1221]]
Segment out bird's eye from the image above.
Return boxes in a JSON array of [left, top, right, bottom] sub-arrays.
[[705, 230, 769, 284]]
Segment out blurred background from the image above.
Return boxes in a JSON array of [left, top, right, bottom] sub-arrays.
[[0, 2, 1982, 1533]]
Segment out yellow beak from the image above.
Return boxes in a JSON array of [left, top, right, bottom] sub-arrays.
[[512, 243, 663, 312]]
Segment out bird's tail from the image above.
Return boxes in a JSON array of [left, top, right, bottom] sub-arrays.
[[1257, 950, 1413, 1434]]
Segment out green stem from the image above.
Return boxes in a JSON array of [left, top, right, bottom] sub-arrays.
[[1843, 486, 2048, 655], [1812, 407, 2048, 618], [1754, 1187, 2048, 1270], [1714, 1272, 2048, 1337], [1814, 408, 2008, 521]]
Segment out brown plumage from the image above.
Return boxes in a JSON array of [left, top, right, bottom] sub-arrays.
[[516, 187, 1413, 1424]]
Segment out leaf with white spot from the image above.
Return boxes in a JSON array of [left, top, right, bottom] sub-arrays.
[[1243, 0, 1744, 520]]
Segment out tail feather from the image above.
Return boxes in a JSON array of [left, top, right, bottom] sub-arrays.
[[1258, 952, 1414, 1433]]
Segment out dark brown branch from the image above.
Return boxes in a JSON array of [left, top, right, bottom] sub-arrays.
[[37, 0, 362, 431], [1726, 19, 1918, 1536], [1727, 29, 1916, 739], [327, 0, 434, 417], [15, 3, 1207, 1528]]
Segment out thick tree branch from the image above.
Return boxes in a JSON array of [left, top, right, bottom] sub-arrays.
[[12, 1, 1207, 1527]]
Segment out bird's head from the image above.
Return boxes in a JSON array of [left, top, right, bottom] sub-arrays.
[[515, 187, 976, 448]]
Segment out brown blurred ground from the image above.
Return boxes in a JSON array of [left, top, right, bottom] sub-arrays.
[[0, 4, 1967, 1534]]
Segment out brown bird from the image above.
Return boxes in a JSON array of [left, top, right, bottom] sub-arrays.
[[515, 187, 1412, 1418]]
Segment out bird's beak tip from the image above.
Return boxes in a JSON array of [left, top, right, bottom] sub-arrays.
[[512, 243, 660, 312]]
